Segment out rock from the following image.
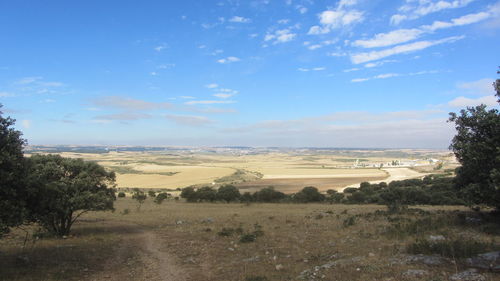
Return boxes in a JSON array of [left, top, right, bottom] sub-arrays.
[[228, 247, 235, 251], [176, 220, 184, 225], [400, 254, 448, 266], [449, 269, 485, 281], [275, 264, 284, 271], [368, 253, 376, 257], [403, 269, 429, 278], [428, 235, 446, 242], [201, 217, 214, 223], [466, 251, 500, 272], [242, 256, 260, 262]]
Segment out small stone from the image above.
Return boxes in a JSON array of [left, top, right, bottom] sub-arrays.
[[428, 235, 446, 242], [368, 253, 375, 257], [449, 270, 485, 281], [466, 251, 500, 271], [201, 217, 214, 223], [403, 269, 429, 278], [275, 264, 284, 271], [176, 220, 184, 225], [228, 247, 235, 251]]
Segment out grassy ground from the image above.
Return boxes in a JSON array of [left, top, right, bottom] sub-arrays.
[[1, 198, 499, 281]]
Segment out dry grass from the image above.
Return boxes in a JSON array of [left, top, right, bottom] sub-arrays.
[[3, 199, 498, 281]]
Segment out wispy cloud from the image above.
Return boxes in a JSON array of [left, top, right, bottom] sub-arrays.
[[391, 0, 477, 25], [165, 114, 213, 126], [448, 95, 497, 107], [264, 29, 297, 44], [217, 56, 241, 64], [185, 100, 236, 105], [205, 83, 219, 89], [355, 11, 490, 49], [351, 70, 439, 82], [229, 16, 251, 23], [91, 96, 172, 111], [93, 112, 153, 120], [298, 67, 326, 72], [457, 78, 495, 95], [350, 36, 464, 64], [308, 1, 364, 35]]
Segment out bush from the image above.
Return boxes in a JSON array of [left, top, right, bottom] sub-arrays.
[[239, 233, 257, 243], [253, 187, 285, 202], [154, 192, 169, 204], [132, 189, 147, 211], [195, 186, 217, 202], [245, 276, 268, 281], [343, 216, 356, 227], [216, 185, 241, 202], [407, 237, 495, 258], [148, 190, 156, 198], [117, 192, 126, 198], [293, 186, 325, 203], [180, 187, 197, 202]]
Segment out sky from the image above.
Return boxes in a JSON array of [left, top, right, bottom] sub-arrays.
[[1, 0, 499, 148]]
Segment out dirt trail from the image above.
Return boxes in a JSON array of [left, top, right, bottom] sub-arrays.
[[87, 225, 186, 281], [140, 231, 186, 281], [339, 167, 427, 191]]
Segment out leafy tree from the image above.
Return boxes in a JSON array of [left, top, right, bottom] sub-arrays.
[[27, 154, 116, 236], [216, 185, 241, 202], [195, 186, 217, 202], [132, 189, 147, 210], [448, 73, 500, 209], [293, 186, 325, 203], [240, 192, 254, 203], [253, 187, 285, 202], [154, 192, 169, 204], [0, 104, 28, 236], [148, 190, 156, 198], [180, 187, 197, 202], [117, 191, 126, 198]]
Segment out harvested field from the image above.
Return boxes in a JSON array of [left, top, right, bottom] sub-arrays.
[[236, 175, 387, 193]]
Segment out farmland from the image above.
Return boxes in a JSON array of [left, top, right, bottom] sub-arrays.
[[25, 146, 457, 193]]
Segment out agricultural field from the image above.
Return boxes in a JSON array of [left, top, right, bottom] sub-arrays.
[[26, 146, 456, 193], [1, 199, 498, 281]]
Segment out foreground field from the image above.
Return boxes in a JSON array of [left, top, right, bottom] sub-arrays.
[[1, 199, 498, 281]]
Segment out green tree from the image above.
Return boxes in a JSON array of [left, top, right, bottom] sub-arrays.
[[27, 154, 116, 236], [216, 185, 241, 202], [195, 186, 217, 202], [293, 186, 325, 203], [148, 190, 156, 198], [154, 192, 169, 204], [0, 104, 28, 236], [132, 189, 147, 210], [448, 72, 500, 209], [180, 187, 197, 202]]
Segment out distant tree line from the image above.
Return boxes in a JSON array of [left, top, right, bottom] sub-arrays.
[[179, 175, 462, 208]]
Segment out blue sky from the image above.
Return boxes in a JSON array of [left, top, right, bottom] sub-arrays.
[[1, 0, 499, 148]]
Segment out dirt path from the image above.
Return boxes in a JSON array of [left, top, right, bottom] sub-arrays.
[[87, 224, 186, 281], [339, 167, 427, 191], [140, 230, 186, 281]]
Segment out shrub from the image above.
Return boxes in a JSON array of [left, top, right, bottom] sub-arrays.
[[407, 238, 494, 258], [180, 187, 197, 202], [154, 192, 169, 204], [239, 233, 257, 243], [293, 186, 325, 203], [253, 187, 285, 202], [343, 216, 356, 227], [117, 192, 126, 198], [216, 185, 241, 202], [132, 189, 147, 211], [245, 276, 268, 281], [195, 186, 217, 202], [148, 190, 156, 198]]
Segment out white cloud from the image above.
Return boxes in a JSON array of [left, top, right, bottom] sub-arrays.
[[308, 2, 364, 35], [165, 114, 213, 126], [15, 77, 42, 85], [213, 93, 233, 98], [180, 96, 195, 99], [391, 0, 477, 24], [356, 11, 490, 49], [448, 95, 498, 107], [350, 36, 464, 64], [217, 56, 241, 64], [229, 16, 251, 23], [91, 96, 172, 111], [185, 100, 236, 105], [457, 78, 495, 95], [205, 83, 219, 89], [154, 45, 166, 52], [278, 19, 290, 24], [296, 5, 308, 14], [265, 29, 297, 44], [343, 68, 360, 72], [351, 70, 438, 82], [0, 92, 15, 97], [22, 120, 31, 129], [298, 67, 326, 72]]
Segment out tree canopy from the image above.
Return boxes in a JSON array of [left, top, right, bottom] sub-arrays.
[[448, 71, 500, 209], [0, 104, 28, 235], [26, 154, 116, 236]]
